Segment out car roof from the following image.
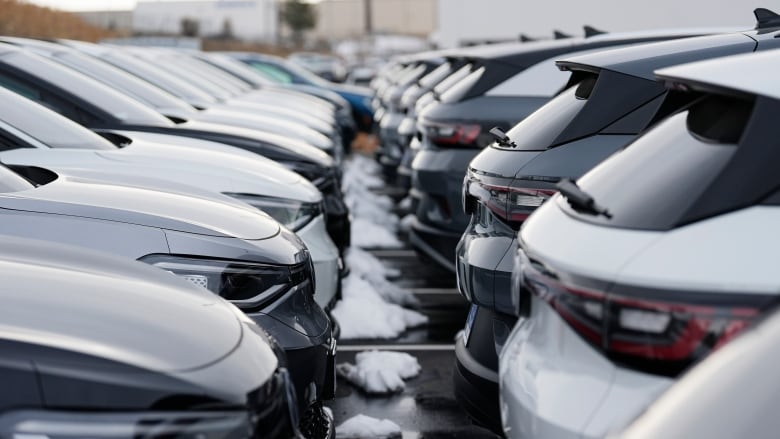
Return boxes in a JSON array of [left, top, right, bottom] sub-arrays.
[[655, 47, 780, 100], [556, 32, 759, 80]]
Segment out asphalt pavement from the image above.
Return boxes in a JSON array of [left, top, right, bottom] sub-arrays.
[[331, 245, 500, 438]]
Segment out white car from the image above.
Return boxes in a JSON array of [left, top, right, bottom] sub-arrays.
[[0, 87, 340, 310], [499, 47, 780, 438]]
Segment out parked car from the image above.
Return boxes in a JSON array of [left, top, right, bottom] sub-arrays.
[[409, 28, 724, 274], [499, 40, 780, 439], [0, 236, 300, 438], [223, 52, 375, 131], [616, 302, 780, 439], [0, 85, 341, 312], [0, 157, 337, 433], [457, 14, 780, 433], [0, 44, 351, 256], [289, 52, 348, 82]]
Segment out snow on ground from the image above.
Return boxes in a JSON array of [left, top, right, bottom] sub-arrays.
[[332, 275, 427, 339], [337, 350, 421, 394], [332, 154, 426, 339], [336, 414, 402, 439]]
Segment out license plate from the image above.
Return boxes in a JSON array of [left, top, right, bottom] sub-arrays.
[[463, 304, 478, 346]]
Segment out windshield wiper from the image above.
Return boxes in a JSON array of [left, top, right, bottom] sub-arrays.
[[556, 179, 612, 218], [489, 127, 517, 148]]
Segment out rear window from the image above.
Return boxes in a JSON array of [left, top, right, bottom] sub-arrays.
[[567, 95, 753, 231], [486, 59, 570, 97]]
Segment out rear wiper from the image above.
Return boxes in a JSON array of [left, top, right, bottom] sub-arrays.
[[556, 179, 612, 218], [489, 127, 517, 148]]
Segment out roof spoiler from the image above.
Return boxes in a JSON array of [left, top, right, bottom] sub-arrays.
[[754, 8, 780, 30], [519, 33, 535, 42], [584, 25, 607, 37], [553, 30, 572, 39]]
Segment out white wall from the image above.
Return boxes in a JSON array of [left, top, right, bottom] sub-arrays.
[[133, 0, 277, 42], [435, 0, 768, 47]]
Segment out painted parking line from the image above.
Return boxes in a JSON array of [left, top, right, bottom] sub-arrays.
[[338, 344, 455, 352]]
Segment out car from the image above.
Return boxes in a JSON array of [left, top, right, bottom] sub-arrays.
[[457, 12, 780, 433], [499, 38, 780, 439], [0, 236, 301, 438], [0, 44, 351, 256], [408, 27, 726, 274], [615, 301, 780, 439], [224, 51, 375, 131], [289, 52, 348, 82], [0, 84, 341, 312], [0, 159, 336, 435]]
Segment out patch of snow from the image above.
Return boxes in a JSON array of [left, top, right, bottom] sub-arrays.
[[337, 350, 421, 394], [343, 155, 384, 190], [398, 196, 412, 211], [345, 247, 417, 306], [351, 218, 403, 249], [335, 414, 402, 439], [346, 247, 400, 279], [332, 275, 427, 339]]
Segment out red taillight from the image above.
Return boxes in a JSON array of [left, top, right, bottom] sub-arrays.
[[465, 180, 555, 228], [522, 262, 770, 376], [426, 122, 481, 146]]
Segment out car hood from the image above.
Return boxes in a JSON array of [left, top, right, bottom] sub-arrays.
[[0, 148, 322, 204], [0, 172, 281, 240], [0, 236, 256, 374]]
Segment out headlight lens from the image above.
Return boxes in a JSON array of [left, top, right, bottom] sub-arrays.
[[140, 255, 309, 311], [0, 410, 253, 438], [224, 193, 322, 231]]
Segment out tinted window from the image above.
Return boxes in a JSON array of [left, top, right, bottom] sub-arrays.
[[56, 52, 194, 113], [569, 106, 743, 230], [486, 59, 570, 97], [2, 52, 173, 127], [501, 82, 588, 151], [0, 86, 115, 150], [439, 66, 485, 104]]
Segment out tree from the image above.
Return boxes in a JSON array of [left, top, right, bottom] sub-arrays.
[[180, 17, 200, 37], [281, 0, 316, 47]]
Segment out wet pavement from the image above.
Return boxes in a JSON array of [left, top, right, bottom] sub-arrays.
[[331, 246, 500, 438]]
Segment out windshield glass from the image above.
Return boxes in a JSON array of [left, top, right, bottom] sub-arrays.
[[3, 52, 173, 127], [486, 58, 570, 97], [502, 81, 588, 150], [56, 52, 194, 113], [0, 86, 116, 150], [101, 52, 218, 105], [245, 62, 294, 83], [572, 99, 748, 230]]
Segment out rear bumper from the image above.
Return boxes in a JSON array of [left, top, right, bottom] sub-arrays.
[[454, 331, 501, 434]]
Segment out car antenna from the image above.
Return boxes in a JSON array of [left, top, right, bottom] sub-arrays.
[[556, 179, 612, 218], [489, 127, 517, 148], [553, 30, 572, 39], [755, 8, 780, 29], [584, 25, 607, 37], [519, 34, 536, 42]]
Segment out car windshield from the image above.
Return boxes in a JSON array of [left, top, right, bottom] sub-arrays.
[[245, 61, 294, 83], [55, 51, 195, 113], [570, 95, 750, 230], [2, 51, 174, 127], [0, 86, 116, 150]]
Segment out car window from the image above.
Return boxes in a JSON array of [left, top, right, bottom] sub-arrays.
[[0, 86, 116, 150], [3, 51, 174, 127], [485, 59, 570, 97], [246, 62, 294, 84], [570, 97, 750, 231], [500, 81, 588, 151]]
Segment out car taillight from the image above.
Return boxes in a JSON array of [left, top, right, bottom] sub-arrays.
[[522, 261, 772, 376], [464, 179, 555, 229], [425, 122, 481, 146]]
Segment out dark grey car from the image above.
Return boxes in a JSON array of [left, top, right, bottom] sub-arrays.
[[0, 236, 298, 438]]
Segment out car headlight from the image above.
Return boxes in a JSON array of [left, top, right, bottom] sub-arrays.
[[140, 255, 310, 311], [0, 410, 254, 438], [224, 193, 323, 231]]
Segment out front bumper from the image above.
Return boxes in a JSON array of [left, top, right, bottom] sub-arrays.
[[454, 306, 516, 435], [499, 294, 672, 439], [248, 283, 337, 413], [297, 215, 340, 310]]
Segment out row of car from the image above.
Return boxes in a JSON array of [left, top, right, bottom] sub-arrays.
[[0, 37, 378, 438], [370, 7, 780, 439]]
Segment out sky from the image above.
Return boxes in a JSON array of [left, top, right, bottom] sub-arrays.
[[23, 0, 319, 11]]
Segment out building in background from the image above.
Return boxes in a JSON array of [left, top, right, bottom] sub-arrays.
[[310, 0, 435, 41], [435, 0, 762, 48], [78, 10, 134, 33], [132, 0, 278, 42]]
